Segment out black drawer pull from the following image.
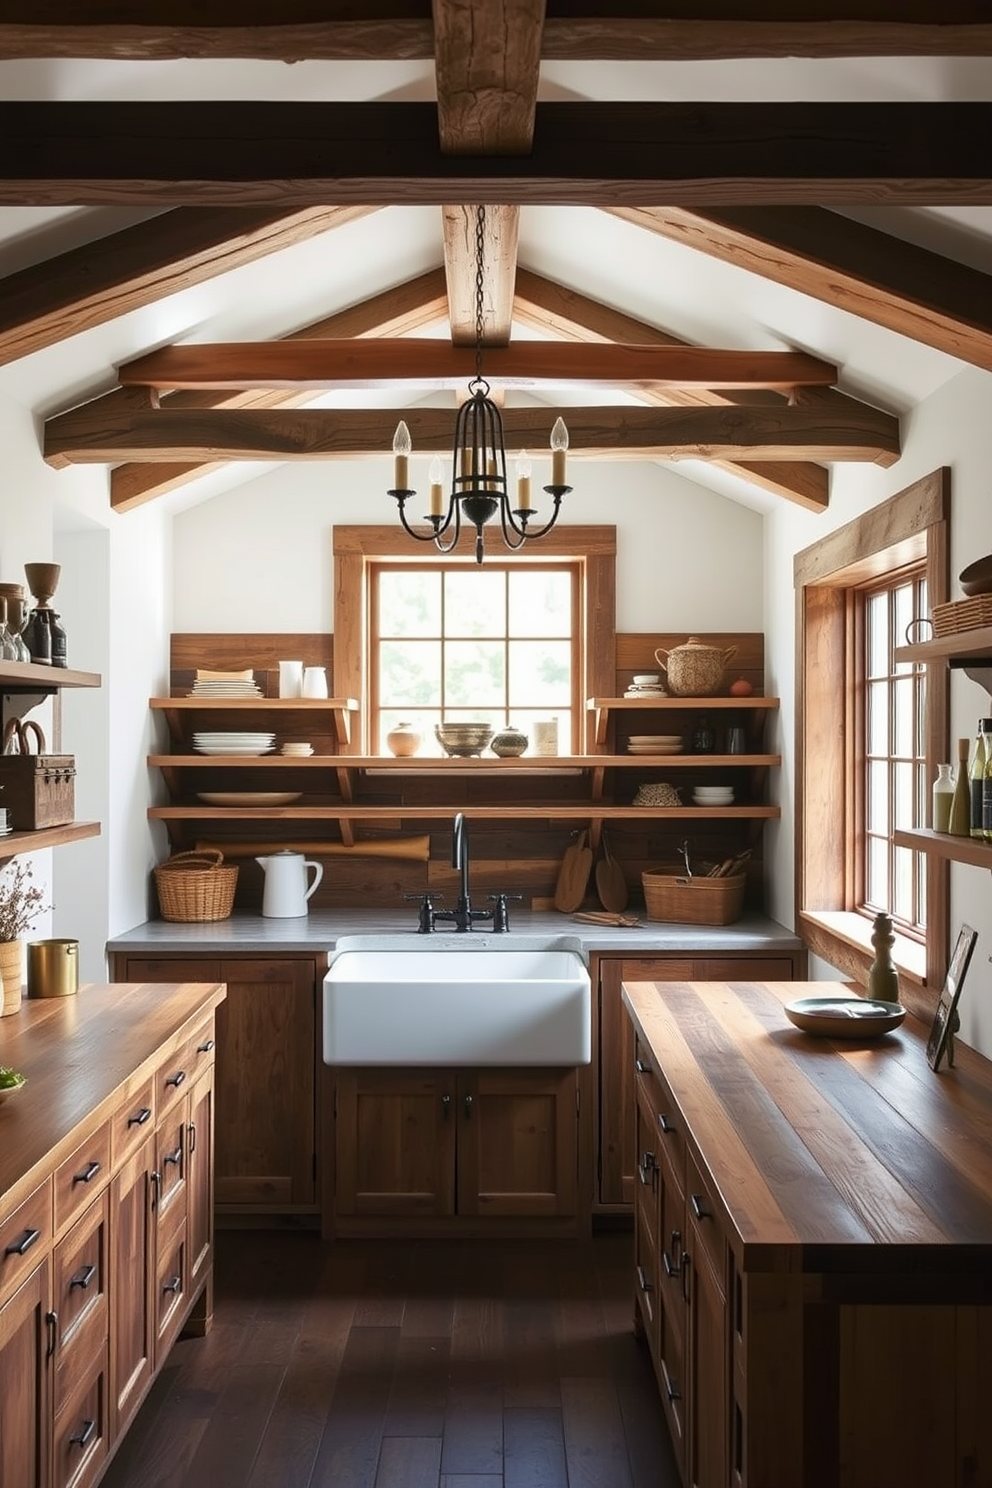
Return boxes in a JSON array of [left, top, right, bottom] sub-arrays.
[[45, 1309, 59, 1358], [658, 1112, 675, 1134], [5, 1227, 41, 1257], [635, 1057, 651, 1075], [73, 1160, 101, 1185], [162, 1274, 182, 1295], [636, 1264, 654, 1294], [188, 1120, 197, 1154], [637, 1151, 657, 1185], [127, 1107, 152, 1128], [662, 1232, 683, 1278], [163, 1144, 183, 1167], [197, 1038, 215, 1053], [666, 1378, 682, 1404], [69, 1419, 97, 1449], [164, 1069, 186, 1089], [70, 1263, 97, 1292], [690, 1193, 711, 1221]]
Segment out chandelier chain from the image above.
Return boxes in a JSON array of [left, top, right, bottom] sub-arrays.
[[474, 204, 486, 385]]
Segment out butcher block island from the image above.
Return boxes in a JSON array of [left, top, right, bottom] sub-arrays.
[[622, 978, 992, 1488], [0, 979, 225, 1488]]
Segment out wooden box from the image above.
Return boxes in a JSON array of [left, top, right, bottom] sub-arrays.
[[0, 754, 75, 830]]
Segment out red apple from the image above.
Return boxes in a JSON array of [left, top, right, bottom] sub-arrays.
[[729, 677, 754, 697]]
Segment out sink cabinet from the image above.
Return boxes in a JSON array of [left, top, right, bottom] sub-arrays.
[[330, 1066, 584, 1238], [594, 950, 806, 1210], [111, 953, 322, 1216]]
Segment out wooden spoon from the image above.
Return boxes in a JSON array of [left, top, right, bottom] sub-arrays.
[[595, 828, 629, 913]]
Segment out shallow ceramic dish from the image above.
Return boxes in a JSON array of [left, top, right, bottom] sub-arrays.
[[0, 1068, 26, 1101], [959, 554, 992, 596], [784, 996, 906, 1038], [197, 791, 302, 806]]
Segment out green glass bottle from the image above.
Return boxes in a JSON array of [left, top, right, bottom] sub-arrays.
[[948, 738, 972, 836], [970, 719, 988, 838]]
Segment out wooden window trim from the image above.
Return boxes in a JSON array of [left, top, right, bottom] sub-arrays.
[[794, 469, 950, 996], [333, 524, 617, 755]]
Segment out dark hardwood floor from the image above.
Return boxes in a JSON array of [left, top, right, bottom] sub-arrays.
[[102, 1227, 679, 1488]]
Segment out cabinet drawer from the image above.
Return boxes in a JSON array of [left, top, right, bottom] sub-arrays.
[[156, 1015, 215, 1120], [53, 1190, 109, 1413], [0, 1178, 53, 1307], [54, 1122, 112, 1236], [110, 1075, 156, 1168], [686, 1148, 726, 1285], [154, 1214, 188, 1358], [52, 1342, 109, 1488], [694, 956, 797, 980]]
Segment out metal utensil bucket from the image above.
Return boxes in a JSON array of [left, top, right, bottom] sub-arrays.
[[26, 938, 79, 998]]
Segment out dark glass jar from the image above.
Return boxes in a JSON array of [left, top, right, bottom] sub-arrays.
[[23, 604, 52, 665], [691, 714, 715, 753], [49, 609, 67, 668]]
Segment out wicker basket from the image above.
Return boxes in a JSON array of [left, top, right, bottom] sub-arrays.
[[930, 595, 992, 637], [154, 849, 238, 923], [641, 868, 746, 926]]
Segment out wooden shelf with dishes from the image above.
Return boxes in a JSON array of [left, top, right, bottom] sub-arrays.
[[894, 621, 992, 871]]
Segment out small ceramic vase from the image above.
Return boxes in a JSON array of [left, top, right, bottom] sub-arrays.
[[386, 721, 422, 757], [491, 725, 528, 758]]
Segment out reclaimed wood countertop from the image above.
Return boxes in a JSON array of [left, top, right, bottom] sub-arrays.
[[0, 980, 226, 1221], [622, 978, 992, 1267]]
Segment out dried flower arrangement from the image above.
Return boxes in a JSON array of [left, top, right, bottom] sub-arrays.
[[0, 858, 51, 942]]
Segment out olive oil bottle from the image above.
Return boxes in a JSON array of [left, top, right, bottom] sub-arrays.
[[948, 738, 972, 836]]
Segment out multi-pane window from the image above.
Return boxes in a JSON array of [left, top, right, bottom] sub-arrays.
[[861, 569, 928, 936], [372, 562, 577, 754]]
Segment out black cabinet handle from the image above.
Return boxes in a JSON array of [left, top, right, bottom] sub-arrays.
[[636, 1264, 654, 1295], [188, 1120, 197, 1155], [69, 1419, 97, 1449], [635, 1057, 651, 1075], [163, 1144, 183, 1168], [45, 1309, 58, 1358], [441, 1093, 451, 1118], [5, 1227, 40, 1257], [658, 1112, 675, 1134], [662, 1232, 683, 1278], [70, 1263, 97, 1291], [73, 1160, 101, 1185], [197, 1039, 215, 1053], [127, 1107, 152, 1128], [666, 1377, 682, 1405], [690, 1193, 711, 1221], [164, 1069, 186, 1089], [463, 1093, 473, 1118], [162, 1275, 182, 1295], [637, 1151, 657, 1186]]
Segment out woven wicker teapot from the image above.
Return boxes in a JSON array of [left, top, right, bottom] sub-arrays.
[[653, 636, 738, 697]]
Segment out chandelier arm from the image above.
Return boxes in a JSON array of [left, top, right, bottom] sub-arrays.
[[498, 503, 530, 549]]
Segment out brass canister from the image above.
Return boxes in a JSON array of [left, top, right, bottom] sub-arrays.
[[26, 938, 79, 998]]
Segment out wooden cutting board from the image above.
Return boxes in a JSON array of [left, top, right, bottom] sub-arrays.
[[554, 829, 593, 913], [595, 828, 629, 912]]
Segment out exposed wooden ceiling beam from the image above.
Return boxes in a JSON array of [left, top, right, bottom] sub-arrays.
[[2, 102, 990, 207], [116, 340, 839, 392], [43, 402, 901, 478], [106, 269, 451, 512], [0, 205, 377, 368], [433, 0, 542, 156], [609, 205, 992, 376], [512, 267, 828, 511], [2, 4, 989, 62]]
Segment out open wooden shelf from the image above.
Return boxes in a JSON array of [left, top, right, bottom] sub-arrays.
[[894, 826, 992, 871], [149, 804, 780, 823], [0, 661, 101, 691], [0, 820, 101, 862], [893, 625, 992, 665], [150, 696, 359, 747], [147, 752, 781, 771]]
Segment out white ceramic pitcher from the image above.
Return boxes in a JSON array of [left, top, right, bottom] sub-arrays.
[[256, 850, 323, 917]]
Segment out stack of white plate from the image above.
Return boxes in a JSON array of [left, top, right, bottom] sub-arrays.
[[187, 679, 262, 698], [693, 785, 735, 806], [192, 732, 276, 756], [628, 734, 683, 755]]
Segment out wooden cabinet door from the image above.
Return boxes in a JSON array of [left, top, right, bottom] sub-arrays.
[[0, 1258, 50, 1488], [334, 1070, 455, 1217], [687, 1223, 729, 1488], [109, 1135, 155, 1441], [456, 1069, 578, 1218], [186, 1066, 214, 1304], [117, 954, 318, 1212]]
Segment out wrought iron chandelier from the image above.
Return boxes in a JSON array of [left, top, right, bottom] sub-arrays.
[[388, 204, 571, 566]]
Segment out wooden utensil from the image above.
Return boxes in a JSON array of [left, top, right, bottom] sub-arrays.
[[595, 828, 629, 912], [553, 828, 593, 913], [573, 910, 641, 927]]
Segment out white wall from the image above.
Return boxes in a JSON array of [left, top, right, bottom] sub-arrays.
[[764, 362, 992, 1057]]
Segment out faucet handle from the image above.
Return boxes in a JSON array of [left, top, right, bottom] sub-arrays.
[[405, 892, 443, 933], [488, 892, 522, 932]]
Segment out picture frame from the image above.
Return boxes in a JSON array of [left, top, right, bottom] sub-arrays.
[[926, 924, 978, 1071]]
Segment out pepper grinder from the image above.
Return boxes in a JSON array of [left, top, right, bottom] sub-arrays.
[[867, 911, 900, 1004]]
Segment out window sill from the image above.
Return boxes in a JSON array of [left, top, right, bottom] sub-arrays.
[[800, 910, 926, 989]]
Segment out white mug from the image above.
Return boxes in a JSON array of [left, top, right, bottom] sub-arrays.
[[0, 807, 9, 831], [532, 719, 558, 756], [278, 660, 304, 698], [302, 666, 328, 699]]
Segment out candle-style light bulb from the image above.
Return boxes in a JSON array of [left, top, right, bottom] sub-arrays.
[[550, 418, 569, 487], [516, 450, 532, 509], [392, 420, 412, 490], [428, 455, 445, 517]]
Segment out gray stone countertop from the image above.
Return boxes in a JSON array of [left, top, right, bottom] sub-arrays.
[[107, 907, 804, 959]]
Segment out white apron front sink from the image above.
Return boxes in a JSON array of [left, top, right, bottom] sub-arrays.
[[322, 934, 591, 1066]]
